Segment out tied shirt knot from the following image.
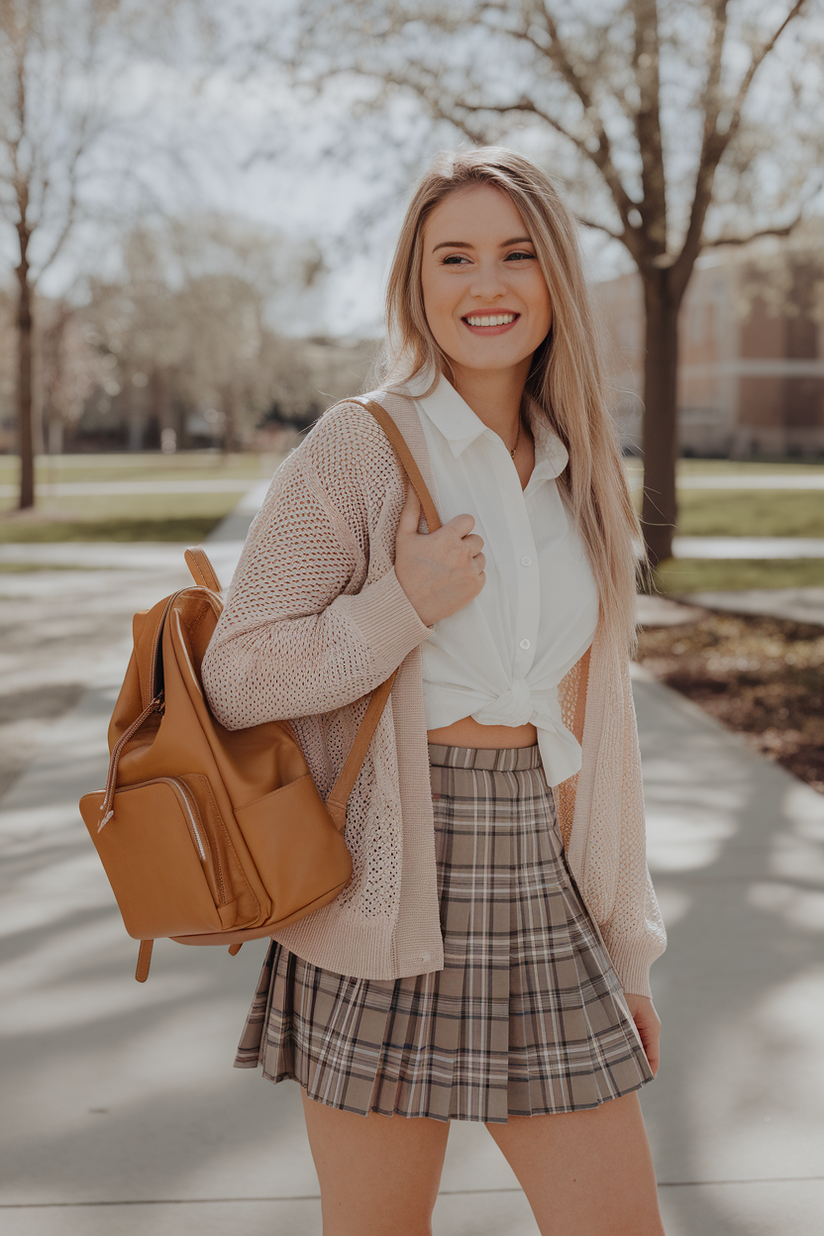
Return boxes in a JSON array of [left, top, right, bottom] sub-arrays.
[[474, 680, 583, 786]]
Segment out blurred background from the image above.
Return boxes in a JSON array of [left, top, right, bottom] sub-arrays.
[[2, 4, 824, 1234]]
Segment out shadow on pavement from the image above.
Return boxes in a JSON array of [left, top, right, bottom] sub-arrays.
[[636, 674, 824, 1235]]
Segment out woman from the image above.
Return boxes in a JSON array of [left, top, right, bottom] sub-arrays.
[[202, 147, 667, 1236]]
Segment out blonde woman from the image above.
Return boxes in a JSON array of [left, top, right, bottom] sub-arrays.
[[203, 147, 667, 1236]]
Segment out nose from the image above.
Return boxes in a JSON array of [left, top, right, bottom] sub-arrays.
[[469, 259, 507, 302]]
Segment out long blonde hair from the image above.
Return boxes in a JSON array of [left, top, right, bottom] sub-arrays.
[[374, 146, 642, 654]]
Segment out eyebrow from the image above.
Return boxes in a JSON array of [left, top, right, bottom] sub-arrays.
[[431, 236, 534, 252]]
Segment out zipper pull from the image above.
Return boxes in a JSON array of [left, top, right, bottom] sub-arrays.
[[98, 692, 166, 828]]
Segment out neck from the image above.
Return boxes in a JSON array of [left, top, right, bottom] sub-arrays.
[[448, 358, 530, 441]]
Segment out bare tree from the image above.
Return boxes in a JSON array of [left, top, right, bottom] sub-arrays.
[[82, 212, 327, 451], [281, 0, 824, 563], [0, 0, 204, 507], [0, 0, 126, 507]]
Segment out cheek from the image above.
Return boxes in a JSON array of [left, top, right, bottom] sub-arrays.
[[422, 275, 457, 342], [533, 288, 552, 341], [534, 278, 552, 330]]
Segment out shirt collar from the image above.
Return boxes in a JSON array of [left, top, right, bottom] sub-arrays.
[[403, 366, 569, 479], [526, 403, 569, 481], [404, 367, 487, 458]]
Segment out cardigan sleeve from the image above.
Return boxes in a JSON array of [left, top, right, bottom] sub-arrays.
[[201, 405, 432, 730], [556, 634, 666, 999]]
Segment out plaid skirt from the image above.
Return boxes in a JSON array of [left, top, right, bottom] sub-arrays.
[[234, 744, 653, 1123]]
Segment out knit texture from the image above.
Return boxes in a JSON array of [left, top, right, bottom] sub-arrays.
[[202, 390, 666, 995]]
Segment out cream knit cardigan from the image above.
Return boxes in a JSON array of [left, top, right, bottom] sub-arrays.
[[202, 390, 667, 998]]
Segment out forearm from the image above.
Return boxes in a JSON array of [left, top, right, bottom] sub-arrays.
[[203, 568, 430, 730]]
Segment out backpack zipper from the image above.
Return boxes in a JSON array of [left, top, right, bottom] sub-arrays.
[[161, 777, 227, 907], [118, 776, 227, 907], [160, 778, 206, 861]]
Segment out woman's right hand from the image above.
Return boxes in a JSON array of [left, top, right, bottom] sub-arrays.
[[394, 485, 485, 627]]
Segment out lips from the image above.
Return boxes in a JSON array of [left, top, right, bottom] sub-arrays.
[[461, 311, 521, 335]]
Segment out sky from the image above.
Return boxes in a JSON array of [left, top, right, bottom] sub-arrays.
[[4, 1, 635, 341], [5, 0, 821, 341]]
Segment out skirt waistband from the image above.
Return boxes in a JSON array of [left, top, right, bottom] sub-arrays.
[[427, 743, 542, 772]]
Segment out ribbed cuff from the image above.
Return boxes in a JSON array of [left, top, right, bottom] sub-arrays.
[[600, 931, 657, 999], [336, 568, 432, 674]]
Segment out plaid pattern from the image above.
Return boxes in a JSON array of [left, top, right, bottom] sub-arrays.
[[234, 744, 653, 1123]]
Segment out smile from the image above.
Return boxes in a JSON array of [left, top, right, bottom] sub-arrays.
[[462, 312, 519, 328]]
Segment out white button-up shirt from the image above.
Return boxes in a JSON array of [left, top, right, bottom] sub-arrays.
[[405, 371, 599, 787]]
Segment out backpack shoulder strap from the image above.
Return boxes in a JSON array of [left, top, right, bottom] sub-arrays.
[[324, 396, 440, 830], [347, 395, 441, 534]]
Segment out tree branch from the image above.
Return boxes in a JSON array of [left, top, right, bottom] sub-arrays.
[[531, 3, 636, 230], [725, 0, 809, 145], [703, 214, 803, 247], [576, 214, 625, 242], [630, 0, 666, 248], [454, 95, 594, 160], [675, 0, 808, 292]]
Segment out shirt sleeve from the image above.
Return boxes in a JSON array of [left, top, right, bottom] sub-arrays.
[[201, 407, 431, 730]]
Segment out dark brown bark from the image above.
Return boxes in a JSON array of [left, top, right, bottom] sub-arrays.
[[221, 387, 238, 455], [15, 238, 34, 510], [640, 269, 683, 566]]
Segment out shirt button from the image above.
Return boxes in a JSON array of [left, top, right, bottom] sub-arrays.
[[520, 555, 532, 566], [519, 638, 531, 650], [421, 951, 431, 963]]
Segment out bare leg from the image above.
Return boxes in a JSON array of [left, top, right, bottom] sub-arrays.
[[486, 1092, 665, 1236], [301, 1089, 451, 1236]]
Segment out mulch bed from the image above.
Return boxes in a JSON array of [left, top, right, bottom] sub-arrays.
[[635, 610, 824, 794]]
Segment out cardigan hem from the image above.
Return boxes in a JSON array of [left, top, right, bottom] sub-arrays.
[[270, 910, 444, 981]]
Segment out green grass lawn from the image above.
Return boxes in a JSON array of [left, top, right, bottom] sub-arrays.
[[0, 452, 284, 543], [675, 490, 824, 537], [0, 451, 273, 486], [624, 457, 824, 478], [0, 515, 232, 543], [652, 559, 824, 594], [0, 492, 254, 543]]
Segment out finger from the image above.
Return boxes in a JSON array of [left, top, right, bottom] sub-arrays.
[[634, 1017, 661, 1075], [474, 553, 486, 573], [643, 1035, 660, 1076], [397, 484, 422, 533], [445, 512, 475, 538]]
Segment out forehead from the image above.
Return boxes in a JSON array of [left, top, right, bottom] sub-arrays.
[[423, 184, 529, 246]]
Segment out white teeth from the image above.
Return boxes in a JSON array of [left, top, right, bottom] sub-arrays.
[[466, 313, 516, 327]]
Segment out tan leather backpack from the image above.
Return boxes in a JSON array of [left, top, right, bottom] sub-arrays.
[[79, 398, 440, 982]]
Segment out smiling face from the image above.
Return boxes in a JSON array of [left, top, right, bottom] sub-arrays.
[[419, 183, 552, 385]]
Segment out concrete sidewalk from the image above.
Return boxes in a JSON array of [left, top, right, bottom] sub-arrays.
[[2, 511, 823, 1233], [2, 575, 823, 1234]]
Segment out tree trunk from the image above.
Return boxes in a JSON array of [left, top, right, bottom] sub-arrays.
[[16, 259, 35, 510], [221, 388, 238, 456], [640, 270, 682, 566]]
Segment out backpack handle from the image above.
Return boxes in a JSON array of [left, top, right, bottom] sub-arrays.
[[185, 546, 222, 592]]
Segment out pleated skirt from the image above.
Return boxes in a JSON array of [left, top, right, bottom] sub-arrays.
[[234, 743, 653, 1123]]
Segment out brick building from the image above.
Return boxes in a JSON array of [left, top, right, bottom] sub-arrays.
[[595, 248, 824, 457]]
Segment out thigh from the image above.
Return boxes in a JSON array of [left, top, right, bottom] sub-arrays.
[[301, 1089, 451, 1236], [486, 1092, 665, 1236]]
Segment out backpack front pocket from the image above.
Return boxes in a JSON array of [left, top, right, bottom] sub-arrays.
[[81, 778, 226, 940]]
